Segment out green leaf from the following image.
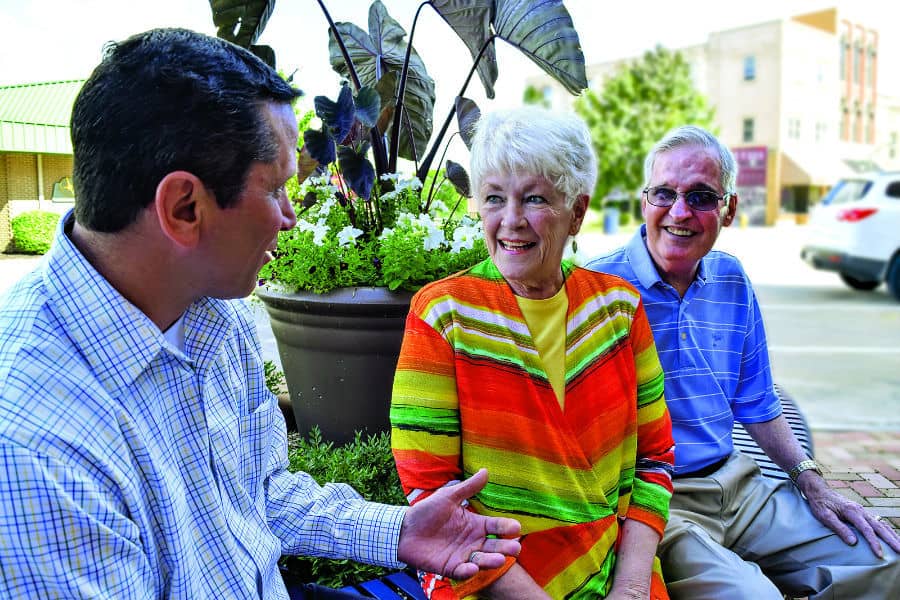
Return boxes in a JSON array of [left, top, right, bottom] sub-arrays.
[[429, 0, 497, 99], [209, 0, 277, 65], [338, 144, 375, 200], [454, 96, 481, 150], [494, 0, 587, 95], [248, 44, 276, 68], [328, 1, 435, 162]]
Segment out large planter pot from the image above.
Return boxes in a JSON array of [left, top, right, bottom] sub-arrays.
[[255, 286, 413, 445]]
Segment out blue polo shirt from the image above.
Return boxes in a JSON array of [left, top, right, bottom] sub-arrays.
[[586, 226, 781, 474]]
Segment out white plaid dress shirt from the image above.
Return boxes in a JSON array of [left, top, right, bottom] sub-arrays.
[[0, 211, 404, 599]]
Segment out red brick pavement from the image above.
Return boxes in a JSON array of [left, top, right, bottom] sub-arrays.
[[813, 430, 900, 533]]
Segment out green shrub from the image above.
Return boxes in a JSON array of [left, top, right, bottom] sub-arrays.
[[264, 360, 287, 396], [11, 211, 60, 254], [281, 427, 407, 588]]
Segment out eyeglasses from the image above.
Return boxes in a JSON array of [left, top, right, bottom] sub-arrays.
[[643, 186, 731, 212]]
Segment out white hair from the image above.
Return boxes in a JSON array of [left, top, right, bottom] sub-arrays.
[[644, 125, 738, 195], [469, 106, 597, 207]]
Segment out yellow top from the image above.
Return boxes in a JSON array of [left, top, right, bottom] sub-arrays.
[[516, 285, 568, 408]]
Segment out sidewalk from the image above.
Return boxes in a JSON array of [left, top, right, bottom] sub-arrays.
[[815, 430, 900, 533]]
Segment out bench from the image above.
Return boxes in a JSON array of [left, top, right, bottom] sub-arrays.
[[313, 385, 814, 599], [732, 384, 815, 479]]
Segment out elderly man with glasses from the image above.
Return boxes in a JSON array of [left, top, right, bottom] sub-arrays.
[[587, 125, 899, 599]]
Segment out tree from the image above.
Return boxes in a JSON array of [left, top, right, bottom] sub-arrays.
[[575, 45, 716, 214], [522, 84, 550, 108]]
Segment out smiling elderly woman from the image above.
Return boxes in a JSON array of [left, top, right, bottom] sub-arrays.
[[390, 107, 675, 599]]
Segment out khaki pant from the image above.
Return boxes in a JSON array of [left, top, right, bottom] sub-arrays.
[[659, 452, 899, 599]]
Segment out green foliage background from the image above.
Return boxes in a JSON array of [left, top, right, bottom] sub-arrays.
[[11, 211, 60, 254], [575, 45, 717, 209]]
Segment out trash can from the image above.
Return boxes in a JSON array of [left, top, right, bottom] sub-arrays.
[[603, 208, 619, 234]]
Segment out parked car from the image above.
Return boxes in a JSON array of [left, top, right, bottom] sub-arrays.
[[801, 171, 900, 300]]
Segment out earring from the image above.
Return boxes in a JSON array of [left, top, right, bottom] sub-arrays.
[[571, 238, 578, 254]]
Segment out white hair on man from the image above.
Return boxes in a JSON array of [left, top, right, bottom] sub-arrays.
[[643, 124, 738, 198]]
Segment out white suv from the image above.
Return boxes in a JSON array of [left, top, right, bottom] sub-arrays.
[[801, 171, 900, 301]]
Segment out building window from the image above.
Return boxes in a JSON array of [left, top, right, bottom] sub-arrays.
[[788, 118, 801, 140], [890, 132, 898, 159], [742, 118, 754, 142], [743, 56, 756, 81], [853, 42, 862, 84], [816, 122, 827, 143]]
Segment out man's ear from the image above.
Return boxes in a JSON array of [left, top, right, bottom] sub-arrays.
[[569, 194, 590, 235], [721, 192, 738, 227], [154, 171, 210, 248]]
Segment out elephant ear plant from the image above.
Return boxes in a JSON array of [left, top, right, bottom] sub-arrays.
[[209, 0, 589, 294]]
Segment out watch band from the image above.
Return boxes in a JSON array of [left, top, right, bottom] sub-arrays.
[[788, 458, 822, 482]]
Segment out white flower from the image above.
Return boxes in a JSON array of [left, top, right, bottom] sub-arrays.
[[319, 197, 337, 214], [337, 225, 364, 247], [415, 214, 445, 251], [429, 199, 448, 213], [306, 175, 340, 196], [450, 222, 482, 253], [295, 219, 330, 246], [395, 176, 423, 192]]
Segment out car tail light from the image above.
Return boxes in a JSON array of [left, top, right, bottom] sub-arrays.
[[836, 207, 878, 222]]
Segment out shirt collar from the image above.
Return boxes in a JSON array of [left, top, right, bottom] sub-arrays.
[[624, 224, 709, 292], [42, 210, 234, 396]]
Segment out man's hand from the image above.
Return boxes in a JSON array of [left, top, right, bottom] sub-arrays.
[[797, 470, 900, 559], [397, 468, 521, 580]]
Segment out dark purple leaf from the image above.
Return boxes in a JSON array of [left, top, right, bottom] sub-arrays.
[[454, 97, 481, 150], [445, 160, 471, 198], [338, 144, 375, 200], [303, 128, 336, 166], [315, 85, 355, 142]]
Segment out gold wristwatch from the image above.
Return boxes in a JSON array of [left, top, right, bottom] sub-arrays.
[[788, 458, 822, 483]]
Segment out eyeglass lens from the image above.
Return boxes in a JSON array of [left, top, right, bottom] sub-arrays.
[[647, 187, 721, 211]]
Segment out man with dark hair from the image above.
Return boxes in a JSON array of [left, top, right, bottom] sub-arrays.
[[588, 125, 899, 599], [0, 28, 520, 599]]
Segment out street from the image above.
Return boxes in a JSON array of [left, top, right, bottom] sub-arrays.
[[2, 221, 898, 431]]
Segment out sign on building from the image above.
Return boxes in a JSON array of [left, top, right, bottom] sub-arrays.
[[733, 146, 768, 225]]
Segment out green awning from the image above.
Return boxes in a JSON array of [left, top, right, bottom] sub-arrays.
[[0, 80, 84, 154]]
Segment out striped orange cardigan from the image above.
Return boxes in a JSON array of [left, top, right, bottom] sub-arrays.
[[391, 259, 674, 598]]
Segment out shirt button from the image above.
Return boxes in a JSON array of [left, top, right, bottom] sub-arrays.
[[681, 332, 687, 340]]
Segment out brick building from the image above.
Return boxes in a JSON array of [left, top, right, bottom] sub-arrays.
[[0, 80, 83, 251]]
